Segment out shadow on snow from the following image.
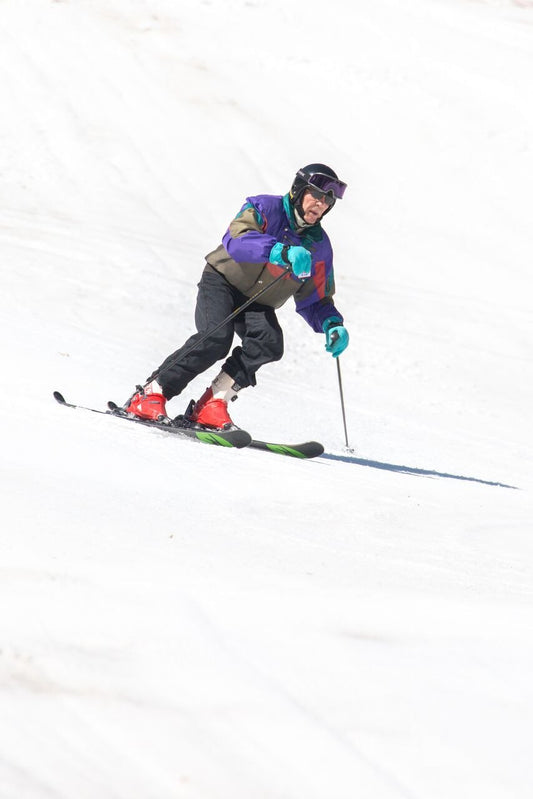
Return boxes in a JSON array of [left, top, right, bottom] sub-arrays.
[[320, 452, 518, 489]]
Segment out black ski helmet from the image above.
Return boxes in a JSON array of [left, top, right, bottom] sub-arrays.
[[289, 163, 347, 218]]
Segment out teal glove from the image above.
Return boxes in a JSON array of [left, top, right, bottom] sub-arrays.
[[323, 317, 349, 358], [269, 243, 311, 279], [286, 246, 312, 279]]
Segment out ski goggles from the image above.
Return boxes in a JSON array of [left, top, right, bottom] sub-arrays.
[[301, 171, 348, 200]]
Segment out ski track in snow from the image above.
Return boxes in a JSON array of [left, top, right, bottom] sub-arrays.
[[1, 1, 533, 798]]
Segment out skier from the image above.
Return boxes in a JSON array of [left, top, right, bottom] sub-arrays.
[[124, 163, 350, 430]]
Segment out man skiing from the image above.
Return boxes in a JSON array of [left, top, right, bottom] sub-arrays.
[[124, 163, 349, 430]]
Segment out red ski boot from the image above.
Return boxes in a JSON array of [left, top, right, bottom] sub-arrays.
[[125, 382, 167, 421], [188, 387, 234, 430]]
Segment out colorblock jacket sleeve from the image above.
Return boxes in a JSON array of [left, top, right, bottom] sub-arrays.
[[222, 203, 278, 263]]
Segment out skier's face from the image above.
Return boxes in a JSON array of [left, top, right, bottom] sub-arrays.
[[300, 189, 330, 224]]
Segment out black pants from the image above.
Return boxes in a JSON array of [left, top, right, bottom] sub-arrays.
[[150, 268, 284, 399]]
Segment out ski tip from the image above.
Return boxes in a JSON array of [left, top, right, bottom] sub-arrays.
[[249, 439, 324, 458], [53, 390, 66, 404]]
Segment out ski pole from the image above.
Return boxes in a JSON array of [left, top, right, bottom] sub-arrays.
[[335, 356, 351, 450], [330, 330, 351, 451], [148, 266, 292, 387]]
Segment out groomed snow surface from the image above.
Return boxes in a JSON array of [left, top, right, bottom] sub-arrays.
[[1, 1, 532, 797]]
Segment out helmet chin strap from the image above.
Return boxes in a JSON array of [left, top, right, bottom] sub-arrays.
[[294, 205, 313, 229]]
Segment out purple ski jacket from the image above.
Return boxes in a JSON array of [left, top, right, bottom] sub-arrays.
[[204, 193, 343, 332]]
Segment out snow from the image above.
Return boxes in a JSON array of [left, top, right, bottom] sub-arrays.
[[1, 0, 532, 796]]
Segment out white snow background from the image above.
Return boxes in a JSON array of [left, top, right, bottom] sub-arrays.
[[1, 0, 532, 797]]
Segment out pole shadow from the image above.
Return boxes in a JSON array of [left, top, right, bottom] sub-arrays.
[[320, 452, 518, 490]]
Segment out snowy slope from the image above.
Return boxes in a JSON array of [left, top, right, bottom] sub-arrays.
[[1, 1, 532, 797]]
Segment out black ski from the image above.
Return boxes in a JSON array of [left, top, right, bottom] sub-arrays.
[[107, 399, 324, 459], [53, 391, 251, 448], [107, 400, 323, 459]]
